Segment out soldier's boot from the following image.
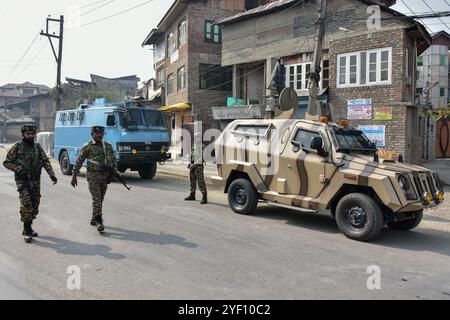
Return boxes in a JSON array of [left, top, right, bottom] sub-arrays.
[[90, 217, 97, 226], [22, 225, 38, 237], [200, 194, 208, 205], [23, 222, 33, 243], [185, 193, 196, 201], [95, 216, 105, 233]]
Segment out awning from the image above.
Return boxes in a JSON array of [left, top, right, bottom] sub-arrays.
[[159, 103, 191, 112]]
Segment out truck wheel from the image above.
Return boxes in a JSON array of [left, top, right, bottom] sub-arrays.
[[118, 166, 127, 173], [335, 193, 384, 241], [59, 151, 73, 176], [387, 210, 423, 231], [138, 162, 157, 180], [228, 178, 258, 215]]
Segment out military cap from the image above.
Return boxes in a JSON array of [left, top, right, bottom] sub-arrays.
[[21, 124, 37, 133], [91, 126, 105, 133]]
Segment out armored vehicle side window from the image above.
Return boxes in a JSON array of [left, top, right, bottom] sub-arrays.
[[106, 114, 116, 127], [293, 129, 321, 149], [232, 125, 271, 138]]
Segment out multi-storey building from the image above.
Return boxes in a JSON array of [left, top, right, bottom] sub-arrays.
[[216, 0, 431, 164]]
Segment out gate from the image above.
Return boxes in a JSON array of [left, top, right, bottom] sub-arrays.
[[436, 116, 450, 158]]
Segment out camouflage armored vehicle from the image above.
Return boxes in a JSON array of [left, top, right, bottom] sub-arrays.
[[213, 118, 445, 241]]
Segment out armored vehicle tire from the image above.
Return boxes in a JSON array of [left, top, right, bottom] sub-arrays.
[[387, 210, 423, 231], [59, 151, 73, 176], [118, 166, 127, 173], [335, 193, 384, 241], [228, 178, 258, 215], [138, 162, 157, 180]]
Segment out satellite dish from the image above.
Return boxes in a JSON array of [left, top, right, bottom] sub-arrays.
[[279, 87, 298, 112]]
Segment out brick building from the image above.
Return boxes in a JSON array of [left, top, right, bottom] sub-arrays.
[[141, 0, 271, 156], [217, 0, 431, 164]]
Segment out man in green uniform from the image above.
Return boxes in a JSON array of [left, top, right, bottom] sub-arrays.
[[3, 124, 58, 243], [71, 126, 118, 232], [185, 132, 207, 204]]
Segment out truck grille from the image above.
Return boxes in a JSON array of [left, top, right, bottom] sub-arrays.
[[412, 172, 434, 199]]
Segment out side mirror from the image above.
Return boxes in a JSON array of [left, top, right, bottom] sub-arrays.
[[310, 136, 328, 157]]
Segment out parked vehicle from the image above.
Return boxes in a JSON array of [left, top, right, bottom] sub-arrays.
[[54, 101, 171, 180], [213, 118, 445, 241]]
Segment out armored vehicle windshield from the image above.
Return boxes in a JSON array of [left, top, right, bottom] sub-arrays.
[[119, 108, 166, 131], [330, 126, 377, 154]]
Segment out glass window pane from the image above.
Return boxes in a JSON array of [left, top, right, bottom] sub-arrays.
[[381, 70, 388, 81], [381, 50, 389, 62], [294, 130, 320, 148], [360, 52, 367, 85]]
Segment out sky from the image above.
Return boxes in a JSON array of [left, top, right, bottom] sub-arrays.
[[0, 0, 449, 89]]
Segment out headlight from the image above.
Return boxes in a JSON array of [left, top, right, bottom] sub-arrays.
[[117, 145, 131, 152], [397, 174, 417, 200], [423, 192, 433, 203], [398, 174, 411, 190]]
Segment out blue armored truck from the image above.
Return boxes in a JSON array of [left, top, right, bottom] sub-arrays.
[[54, 101, 171, 180]]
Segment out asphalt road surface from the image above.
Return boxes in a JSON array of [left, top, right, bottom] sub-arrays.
[[1, 147, 450, 300]]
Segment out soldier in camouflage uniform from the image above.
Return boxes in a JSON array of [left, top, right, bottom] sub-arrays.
[[185, 132, 207, 204], [3, 124, 58, 243], [71, 126, 118, 232]]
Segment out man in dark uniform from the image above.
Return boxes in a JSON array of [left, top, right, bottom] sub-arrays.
[[3, 124, 58, 243], [71, 126, 118, 232], [185, 132, 207, 204]]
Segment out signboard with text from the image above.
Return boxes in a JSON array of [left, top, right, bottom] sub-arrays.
[[374, 107, 393, 120], [347, 99, 372, 120], [358, 125, 386, 147], [211, 106, 263, 120]]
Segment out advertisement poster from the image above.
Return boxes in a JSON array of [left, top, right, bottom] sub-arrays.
[[358, 125, 386, 147], [374, 107, 393, 120], [347, 99, 372, 120]]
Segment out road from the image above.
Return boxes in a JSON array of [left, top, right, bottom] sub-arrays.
[[0, 146, 450, 300]]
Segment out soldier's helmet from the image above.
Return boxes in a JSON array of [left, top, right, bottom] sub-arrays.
[[21, 124, 37, 133], [91, 126, 105, 134]]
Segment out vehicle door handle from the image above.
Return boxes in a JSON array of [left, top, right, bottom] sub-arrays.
[[288, 164, 293, 169]]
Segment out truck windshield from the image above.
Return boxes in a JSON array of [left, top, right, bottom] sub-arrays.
[[120, 109, 166, 131], [330, 127, 377, 154]]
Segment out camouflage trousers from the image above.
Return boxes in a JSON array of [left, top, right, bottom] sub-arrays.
[[16, 179, 41, 223], [86, 171, 109, 218], [189, 164, 207, 195]]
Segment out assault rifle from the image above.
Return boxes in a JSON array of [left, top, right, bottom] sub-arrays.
[[17, 170, 37, 207], [103, 166, 131, 191]]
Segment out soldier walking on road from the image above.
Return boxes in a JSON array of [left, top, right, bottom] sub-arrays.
[[185, 132, 207, 204], [3, 125, 58, 243], [71, 126, 118, 233]]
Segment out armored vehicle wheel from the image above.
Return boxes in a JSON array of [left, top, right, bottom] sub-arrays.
[[335, 193, 384, 241], [138, 162, 157, 180], [59, 151, 73, 176], [118, 166, 127, 173], [228, 178, 258, 215], [387, 210, 423, 231]]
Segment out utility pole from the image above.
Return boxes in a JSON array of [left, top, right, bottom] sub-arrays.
[[2, 97, 7, 143], [41, 15, 64, 111], [306, 0, 328, 120]]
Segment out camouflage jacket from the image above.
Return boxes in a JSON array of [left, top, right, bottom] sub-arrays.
[[73, 140, 117, 176], [3, 141, 55, 180]]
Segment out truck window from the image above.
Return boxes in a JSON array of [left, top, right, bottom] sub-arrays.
[[106, 114, 116, 127], [293, 129, 320, 149], [120, 109, 145, 130], [143, 110, 166, 128]]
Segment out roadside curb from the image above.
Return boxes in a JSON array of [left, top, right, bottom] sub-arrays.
[[157, 168, 217, 186]]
